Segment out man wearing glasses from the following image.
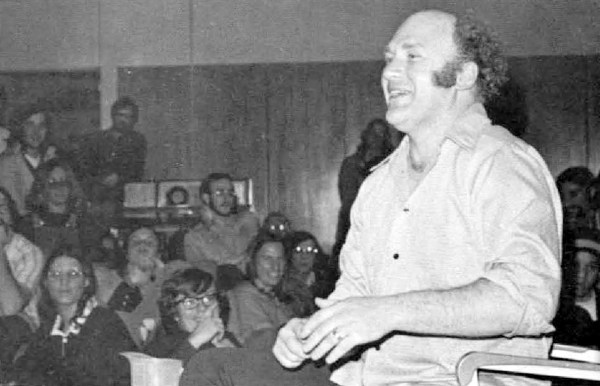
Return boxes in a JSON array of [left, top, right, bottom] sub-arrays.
[[184, 173, 259, 291]]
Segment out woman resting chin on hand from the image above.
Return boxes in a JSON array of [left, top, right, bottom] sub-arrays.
[[146, 268, 239, 362]]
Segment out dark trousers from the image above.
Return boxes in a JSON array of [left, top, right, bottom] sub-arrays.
[[180, 348, 335, 386]]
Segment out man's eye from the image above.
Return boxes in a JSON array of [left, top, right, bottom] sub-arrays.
[[408, 53, 420, 60]]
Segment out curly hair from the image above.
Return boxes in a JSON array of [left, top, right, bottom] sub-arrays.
[[452, 13, 508, 103]]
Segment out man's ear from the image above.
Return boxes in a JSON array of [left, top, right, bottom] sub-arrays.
[[201, 193, 211, 206], [455, 61, 478, 91]]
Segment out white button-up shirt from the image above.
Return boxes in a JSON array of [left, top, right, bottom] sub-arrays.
[[330, 104, 562, 386]]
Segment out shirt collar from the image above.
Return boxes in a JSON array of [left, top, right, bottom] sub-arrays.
[[444, 103, 491, 151]]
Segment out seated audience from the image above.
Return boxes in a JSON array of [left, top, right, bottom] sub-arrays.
[[283, 231, 336, 314], [261, 211, 292, 239], [95, 227, 167, 349], [554, 227, 600, 348], [18, 158, 91, 258], [227, 232, 293, 346], [5, 246, 135, 386], [146, 267, 239, 362], [184, 172, 260, 290], [556, 166, 595, 231], [0, 107, 58, 215], [0, 186, 44, 316]]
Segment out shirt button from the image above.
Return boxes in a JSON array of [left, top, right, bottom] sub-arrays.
[[403, 208, 409, 212], [393, 253, 399, 260]]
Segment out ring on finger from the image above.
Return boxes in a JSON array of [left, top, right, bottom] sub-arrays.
[[330, 328, 345, 342]]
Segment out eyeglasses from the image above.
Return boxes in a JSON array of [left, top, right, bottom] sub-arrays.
[[177, 292, 219, 310], [47, 270, 84, 281], [294, 246, 319, 254], [212, 189, 236, 198], [47, 180, 71, 189]]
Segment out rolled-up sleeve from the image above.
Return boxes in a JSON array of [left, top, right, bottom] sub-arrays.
[[474, 141, 562, 337]]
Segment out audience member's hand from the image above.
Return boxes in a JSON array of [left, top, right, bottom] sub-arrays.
[[126, 263, 153, 286], [300, 296, 391, 364], [187, 305, 224, 349], [272, 318, 309, 368]]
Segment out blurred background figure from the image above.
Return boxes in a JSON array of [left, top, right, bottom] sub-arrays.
[[556, 166, 595, 232], [261, 211, 292, 239], [333, 118, 400, 260], [147, 267, 238, 361], [282, 230, 336, 317], [0, 106, 59, 216], [18, 158, 90, 259]]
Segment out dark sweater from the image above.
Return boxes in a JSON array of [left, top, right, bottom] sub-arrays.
[[9, 306, 136, 386]]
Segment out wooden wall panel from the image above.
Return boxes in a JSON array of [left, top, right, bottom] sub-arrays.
[[509, 56, 589, 177], [191, 65, 269, 215], [267, 63, 350, 248], [118, 66, 193, 181], [586, 55, 600, 176], [0, 70, 100, 144]]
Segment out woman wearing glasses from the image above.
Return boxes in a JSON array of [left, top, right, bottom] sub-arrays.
[[277, 231, 337, 319], [6, 246, 135, 386], [146, 267, 239, 361], [285, 231, 336, 302]]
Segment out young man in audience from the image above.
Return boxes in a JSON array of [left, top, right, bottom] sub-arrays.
[[180, 9, 561, 386], [0, 107, 58, 215], [184, 173, 259, 290]]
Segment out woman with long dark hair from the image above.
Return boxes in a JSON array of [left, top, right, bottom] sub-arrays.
[[283, 230, 336, 316], [7, 246, 135, 386], [19, 158, 89, 258], [227, 232, 293, 345]]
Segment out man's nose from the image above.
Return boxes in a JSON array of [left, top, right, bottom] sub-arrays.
[[383, 59, 407, 78]]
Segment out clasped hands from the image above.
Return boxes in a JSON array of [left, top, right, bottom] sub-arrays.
[[273, 296, 391, 368]]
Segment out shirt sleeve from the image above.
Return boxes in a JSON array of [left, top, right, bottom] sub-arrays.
[[473, 140, 562, 337]]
